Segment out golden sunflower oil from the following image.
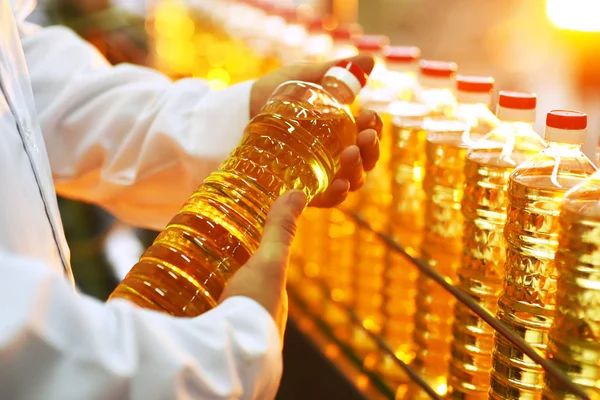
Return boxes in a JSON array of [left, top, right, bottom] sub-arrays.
[[447, 91, 546, 399], [412, 73, 501, 396], [350, 47, 421, 354], [110, 62, 369, 316], [379, 102, 429, 385], [490, 110, 597, 400], [543, 169, 600, 400]]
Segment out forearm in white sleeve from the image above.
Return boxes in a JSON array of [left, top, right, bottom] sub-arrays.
[[0, 251, 281, 400], [20, 25, 253, 230]]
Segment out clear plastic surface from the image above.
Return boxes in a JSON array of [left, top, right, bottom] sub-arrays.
[[447, 121, 546, 399], [543, 170, 600, 400], [110, 77, 358, 316], [490, 143, 597, 399]]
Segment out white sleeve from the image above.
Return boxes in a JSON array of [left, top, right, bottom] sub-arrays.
[[20, 25, 253, 230], [0, 251, 282, 400]]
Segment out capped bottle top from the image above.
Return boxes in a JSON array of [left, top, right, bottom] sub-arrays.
[[307, 18, 326, 33], [498, 91, 537, 110], [354, 35, 390, 52], [456, 75, 494, 105], [419, 60, 458, 78], [383, 46, 421, 63], [323, 60, 369, 97], [457, 75, 494, 93], [328, 24, 363, 41], [273, 6, 300, 23], [544, 110, 588, 144], [496, 91, 537, 123]]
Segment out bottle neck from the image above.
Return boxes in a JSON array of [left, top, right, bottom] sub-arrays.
[[457, 91, 492, 106], [499, 120, 535, 131], [321, 75, 358, 105], [545, 141, 583, 157]]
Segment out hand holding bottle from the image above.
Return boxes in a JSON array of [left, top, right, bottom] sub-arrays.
[[219, 190, 307, 341], [251, 55, 382, 208]]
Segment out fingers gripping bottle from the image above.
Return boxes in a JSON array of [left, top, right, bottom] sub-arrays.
[[447, 92, 546, 400], [109, 61, 369, 316], [543, 170, 600, 400], [490, 111, 598, 400]]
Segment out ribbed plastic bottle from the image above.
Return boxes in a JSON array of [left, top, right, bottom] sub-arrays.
[[446, 91, 546, 399], [109, 60, 369, 315], [372, 46, 421, 159], [382, 61, 457, 389], [350, 47, 420, 355], [543, 168, 600, 400], [380, 102, 429, 387], [413, 74, 498, 397], [490, 110, 598, 400]]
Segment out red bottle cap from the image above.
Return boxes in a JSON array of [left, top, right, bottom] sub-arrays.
[[273, 7, 298, 22], [419, 60, 458, 78], [324, 60, 369, 99], [546, 110, 587, 130], [383, 46, 421, 63], [328, 24, 363, 41], [307, 18, 326, 33], [353, 35, 390, 52], [457, 75, 494, 93], [498, 91, 537, 110], [334, 60, 368, 87]]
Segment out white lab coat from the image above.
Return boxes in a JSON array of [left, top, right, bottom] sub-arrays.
[[0, 1, 282, 399]]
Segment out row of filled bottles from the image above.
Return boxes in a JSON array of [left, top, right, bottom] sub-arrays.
[[292, 39, 600, 400], [125, 1, 598, 399]]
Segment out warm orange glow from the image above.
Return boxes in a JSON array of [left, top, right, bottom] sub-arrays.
[[436, 381, 448, 396], [547, 0, 600, 32]]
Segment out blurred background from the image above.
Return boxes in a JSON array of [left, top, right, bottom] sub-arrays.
[[25, 0, 600, 398]]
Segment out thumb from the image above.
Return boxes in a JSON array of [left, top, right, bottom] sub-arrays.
[[257, 190, 307, 261], [219, 190, 306, 320]]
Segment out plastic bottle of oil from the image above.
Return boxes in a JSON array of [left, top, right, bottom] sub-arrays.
[[380, 102, 429, 388], [416, 60, 458, 117], [359, 46, 420, 112], [453, 75, 500, 134], [350, 47, 420, 356], [490, 110, 598, 400], [383, 46, 421, 103], [413, 74, 501, 397], [109, 61, 369, 316], [543, 168, 600, 400], [447, 91, 546, 400], [382, 62, 457, 390]]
